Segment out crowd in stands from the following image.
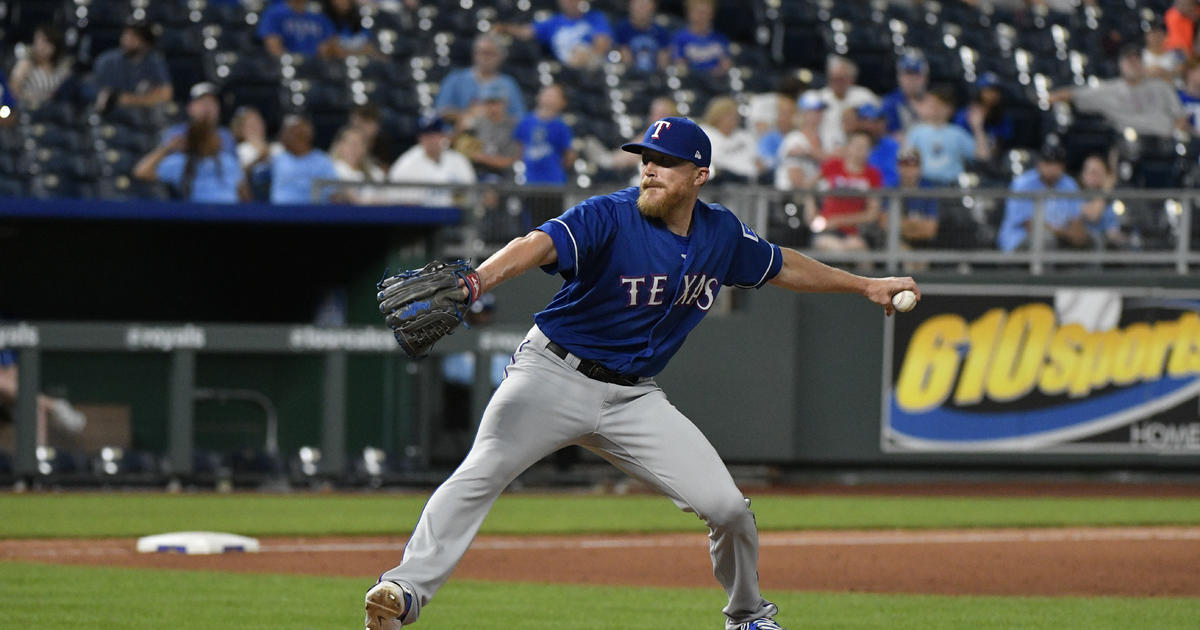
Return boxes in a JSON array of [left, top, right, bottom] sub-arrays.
[[1, 0, 1199, 253]]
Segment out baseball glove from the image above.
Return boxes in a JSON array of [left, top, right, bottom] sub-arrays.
[[377, 259, 482, 358]]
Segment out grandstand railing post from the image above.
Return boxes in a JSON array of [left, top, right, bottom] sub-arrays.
[[754, 191, 769, 239], [320, 351, 347, 476], [167, 350, 196, 476], [1177, 197, 1192, 276], [885, 194, 901, 273], [1030, 197, 1046, 275], [13, 348, 41, 477]]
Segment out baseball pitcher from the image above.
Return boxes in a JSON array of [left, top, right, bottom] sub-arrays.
[[367, 116, 920, 630]]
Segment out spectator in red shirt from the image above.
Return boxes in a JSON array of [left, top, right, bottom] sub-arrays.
[[807, 130, 882, 253], [1165, 0, 1199, 60]]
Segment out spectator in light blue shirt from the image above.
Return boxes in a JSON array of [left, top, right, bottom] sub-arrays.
[[435, 34, 527, 124], [133, 119, 245, 203], [904, 86, 990, 185], [997, 145, 1091, 252], [161, 83, 237, 157], [267, 115, 338, 204], [259, 0, 336, 58], [670, 0, 732, 76]]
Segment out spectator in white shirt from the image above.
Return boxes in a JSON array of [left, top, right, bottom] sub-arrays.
[[802, 55, 879, 152], [699, 95, 764, 184], [332, 125, 387, 204], [388, 115, 477, 207], [1144, 19, 1185, 81]]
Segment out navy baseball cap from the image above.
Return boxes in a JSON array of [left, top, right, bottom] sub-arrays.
[[621, 116, 711, 167], [976, 72, 1001, 89], [417, 114, 450, 135]]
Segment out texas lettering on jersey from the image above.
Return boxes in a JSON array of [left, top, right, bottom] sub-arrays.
[[620, 273, 719, 310]]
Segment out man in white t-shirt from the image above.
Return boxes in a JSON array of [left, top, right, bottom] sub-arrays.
[[801, 55, 878, 152], [388, 116, 477, 206]]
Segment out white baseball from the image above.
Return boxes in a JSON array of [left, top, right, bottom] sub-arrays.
[[892, 290, 917, 313]]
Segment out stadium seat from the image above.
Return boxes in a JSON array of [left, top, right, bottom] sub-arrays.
[[143, 1, 193, 28], [92, 122, 159, 153], [0, 175, 26, 198], [0, 151, 20, 175], [776, 22, 828, 69], [208, 52, 281, 86], [30, 173, 80, 199], [102, 105, 169, 131], [191, 449, 229, 476], [26, 123, 81, 152], [230, 448, 284, 477], [201, 0, 247, 26], [159, 27, 204, 57], [27, 101, 74, 126], [34, 446, 87, 476], [96, 147, 141, 178]]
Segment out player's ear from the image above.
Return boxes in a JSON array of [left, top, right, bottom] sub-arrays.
[[694, 167, 709, 186]]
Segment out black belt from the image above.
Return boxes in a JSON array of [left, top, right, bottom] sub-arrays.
[[545, 340, 642, 386]]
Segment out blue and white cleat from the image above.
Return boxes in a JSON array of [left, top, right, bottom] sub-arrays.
[[364, 581, 412, 630]]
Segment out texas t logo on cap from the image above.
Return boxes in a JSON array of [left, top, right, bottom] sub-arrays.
[[621, 116, 711, 168]]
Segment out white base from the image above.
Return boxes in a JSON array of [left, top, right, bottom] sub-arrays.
[[136, 531, 260, 555]]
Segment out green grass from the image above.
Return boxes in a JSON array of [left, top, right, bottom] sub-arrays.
[[2, 562, 1198, 630], [1, 493, 1199, 539]]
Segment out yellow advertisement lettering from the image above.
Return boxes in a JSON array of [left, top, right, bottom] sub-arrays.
[[986, 303, 1054, 402], [896, 314, 966, 413], [1141, 320, 1178, 381], [1167, 313, 1200, 378], [1111, 323, 1152, 386], [1039, 323, 1087, 397], [953, 309, 1005, 406]]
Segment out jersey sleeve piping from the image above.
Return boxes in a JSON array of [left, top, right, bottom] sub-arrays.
[[550, 217, 580, 275], [731, 242, 780, 289]]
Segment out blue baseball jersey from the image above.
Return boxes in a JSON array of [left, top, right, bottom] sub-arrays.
[[614, 20, 670, 73], [534, 187, 782, 377], [670, 29, 730, 73], [534, 11, 613, 64], [515, 114, 573, 184]]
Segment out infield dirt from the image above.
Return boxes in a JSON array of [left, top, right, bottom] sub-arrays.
[[4, 526, 1198, 597]]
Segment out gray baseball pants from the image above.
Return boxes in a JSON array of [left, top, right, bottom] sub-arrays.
[[382, 325, 778, 629]]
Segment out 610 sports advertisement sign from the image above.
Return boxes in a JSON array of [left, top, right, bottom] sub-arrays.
[[883, 285, 1200, 453]]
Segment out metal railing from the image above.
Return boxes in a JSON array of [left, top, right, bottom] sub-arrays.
[[314, 180, 1200, 275]]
